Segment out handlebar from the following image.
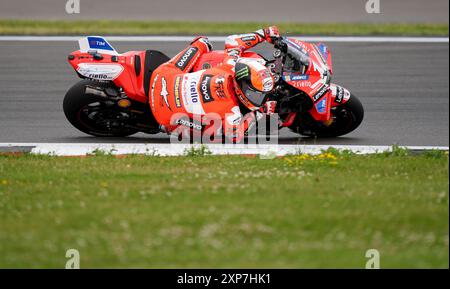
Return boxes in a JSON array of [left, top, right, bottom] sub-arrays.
[[273, 38, 309, 66]]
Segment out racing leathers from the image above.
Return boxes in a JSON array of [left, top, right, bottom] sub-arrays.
[[149, 27, 279, 141]]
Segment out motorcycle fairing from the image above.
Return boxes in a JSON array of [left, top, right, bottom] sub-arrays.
[[283, 38, 335, 122], [70, 36, 171, 103]]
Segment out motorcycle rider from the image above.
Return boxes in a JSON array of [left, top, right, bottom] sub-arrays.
[[149, 26, 280, 141]]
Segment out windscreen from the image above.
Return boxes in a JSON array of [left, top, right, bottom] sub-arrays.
[[284, 38, 310, 73]]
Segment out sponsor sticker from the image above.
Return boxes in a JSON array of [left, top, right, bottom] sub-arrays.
[[292, 81, 312, 88], [288, 39, 311, 54], [283, 74, 309, 82], [262, 78, 274, 92], [175, 118, 202, 131], [181, 71, 205, 115], [313, 44, 328, 65], [160, 77, 171, 110], [174, 76, 182, 108], [175, 47, 198, 70], [214, 76, 227, 98], [315, 97, 327, 113], [87, 73, 108, 80], [235, 66, 249, 80], [150, 74, 159, 109], [87, 37, 114, 51], [335, 86, 344, 103], [292, 75, 309, 81], [240, 34, 257, 42], [317, 43, 329, 61], [313, 85, 328, 102], [200, 74, 214, 103], [76, 63, 123, 81], [259, 69, 271, 79]]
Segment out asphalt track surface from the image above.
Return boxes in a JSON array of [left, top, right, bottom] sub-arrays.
[[0, 0, 448, 23], [0, 40, 448, 146]]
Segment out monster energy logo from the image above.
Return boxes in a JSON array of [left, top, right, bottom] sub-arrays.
[[235, 67, 249, 80]]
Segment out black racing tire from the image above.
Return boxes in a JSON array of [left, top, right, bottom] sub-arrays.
[[290, 94, 364, 137], [63, 80, 138, 137]]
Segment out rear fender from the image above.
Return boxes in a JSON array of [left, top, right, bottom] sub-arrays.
[[68, 36, 152, 103], [68, 50, 147, 102]]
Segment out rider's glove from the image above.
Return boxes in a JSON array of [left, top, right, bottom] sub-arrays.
[[264, 26, 281, 43], [191, 36, 213, 52], [260, 100, 277, 115]]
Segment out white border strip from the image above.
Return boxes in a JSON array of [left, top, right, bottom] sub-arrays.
[[0, 36, 448, 43], [0, 143, 448, 156]]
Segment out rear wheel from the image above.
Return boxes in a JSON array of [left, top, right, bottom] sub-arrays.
[[63, 80, 139, 137], [290, 94, 364, 137]]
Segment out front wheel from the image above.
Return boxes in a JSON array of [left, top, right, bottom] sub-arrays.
[[290, 94, 364, 137], [63, 80, 139, 137]]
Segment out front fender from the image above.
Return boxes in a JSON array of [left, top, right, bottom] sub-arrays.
[[330, 83, 351, 106]]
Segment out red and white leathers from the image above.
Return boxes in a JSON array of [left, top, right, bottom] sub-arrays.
[[149, 27, 280, 142]]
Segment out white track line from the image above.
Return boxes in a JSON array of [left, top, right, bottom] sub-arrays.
[[0, 143, 448, 156], [0, 36, 448, 43]]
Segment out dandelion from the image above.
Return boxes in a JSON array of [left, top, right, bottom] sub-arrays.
[[284, 152, 339, 167]]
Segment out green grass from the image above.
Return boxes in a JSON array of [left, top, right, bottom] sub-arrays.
[[0, 20, 448, 36], [0, 151, 448, 268]]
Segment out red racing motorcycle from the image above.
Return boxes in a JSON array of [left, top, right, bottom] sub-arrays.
[[64, 36, 364, 138]]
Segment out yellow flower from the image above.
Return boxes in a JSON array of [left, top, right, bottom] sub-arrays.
[[285, 152, 339, 166]]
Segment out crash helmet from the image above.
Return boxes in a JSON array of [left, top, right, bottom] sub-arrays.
[[233, 58, 274, 111]]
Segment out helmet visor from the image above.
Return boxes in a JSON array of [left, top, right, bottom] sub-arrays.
[[238, 80, 269, 108]]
